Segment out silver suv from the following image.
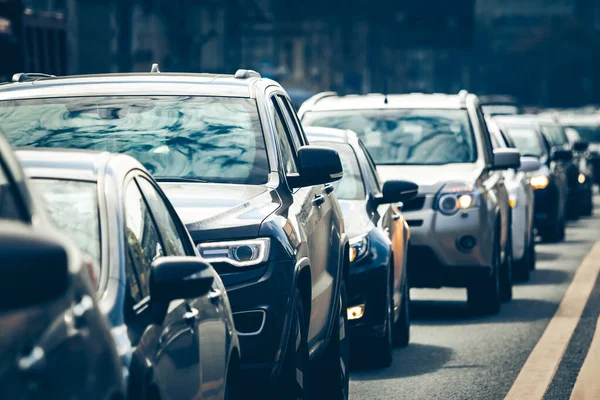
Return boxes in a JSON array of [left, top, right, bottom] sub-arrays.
[[300, 91, 521, 315]]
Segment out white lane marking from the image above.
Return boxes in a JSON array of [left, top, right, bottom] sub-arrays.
[[570, 316, 600, 400], [505, 241, 600, 400]]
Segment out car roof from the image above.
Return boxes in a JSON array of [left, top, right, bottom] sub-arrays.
[[304, 126, 357, 144], [0, 72, 267, 100], [301, 92, 469, 113], [16, 148, 141, 181]]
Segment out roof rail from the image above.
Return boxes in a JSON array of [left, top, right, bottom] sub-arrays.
[[458, 89, 469, 100], [234, 69, 261, 79], [12, 73, 56, 83], [297, 91, 339, 119], [151, 63, 161, 73]]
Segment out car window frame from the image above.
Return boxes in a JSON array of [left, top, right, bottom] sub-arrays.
[[270, 94, 300, 183], [357, 140, 382, 195], [0, 153, 30, 223]]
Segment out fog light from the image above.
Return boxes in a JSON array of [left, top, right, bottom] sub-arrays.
[[457, 235, 477, 252], [579, 173, 586, 184], [349, 247, 357, 263], [347, 305, 365, 320]]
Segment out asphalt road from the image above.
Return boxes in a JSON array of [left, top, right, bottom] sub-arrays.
[[350, 197, 600, 400]]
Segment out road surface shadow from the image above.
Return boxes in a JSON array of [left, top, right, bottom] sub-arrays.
[[535, 250, 560, 262], [410, 298, 558, 326], [528, 268, 570, 285], [351, 343, 453, 379]]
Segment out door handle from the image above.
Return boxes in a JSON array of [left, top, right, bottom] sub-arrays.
[[183, 307, 199, 322], [312, 194, 325, 207], [323, 184, 334, 194]]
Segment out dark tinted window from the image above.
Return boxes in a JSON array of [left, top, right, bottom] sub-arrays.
[[319, 142, 365, 200], [0, 163, 22, 221], [566, 125, 600, 143], [303, 109, 477, 165], [124, 181, 164, 302], [0, 96, 269, 185], [33, 179, 101, 289], [271, 98, 298, 175], [136, 177, 187, 257]]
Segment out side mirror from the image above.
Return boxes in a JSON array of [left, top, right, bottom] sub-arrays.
[[0, 223, 70, 311], [573, 141, 589, 152], [492, 148, 521, 170], [151, 257, 214, 306], [377, 180, 419, 205], [519, 156, 542, 173], [551, 147, 573, 161], [287, 145, 343, 188]]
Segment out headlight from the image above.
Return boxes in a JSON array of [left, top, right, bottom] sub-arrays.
[[579, 173, 586, 184], [509, 194, 518, 208], [436, 182, 480, 216], [197, 238, 270, 267], [530, 175, 550, 190], [349, 234, 369, 263]]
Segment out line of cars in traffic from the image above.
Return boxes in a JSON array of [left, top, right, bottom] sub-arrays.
[[0, 68, 598, 400]]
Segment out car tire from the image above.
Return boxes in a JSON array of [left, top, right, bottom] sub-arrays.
[[393, 279, 410, 348], [582, 196, 594, 217], [513, 230, 532, 281], [312, 281, 349, 400], [499, 231, 513, 302], [278, 288, 309, 400], [366, 273, 393, 368], [468, 235, 501, 316], [542, 216, 566, 243], [224, 357, 241, 400]]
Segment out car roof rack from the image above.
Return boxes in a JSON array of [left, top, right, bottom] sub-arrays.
[[151, 63, 160, 73], [12, 72, 57, 83], [234, 69, 261, 79]]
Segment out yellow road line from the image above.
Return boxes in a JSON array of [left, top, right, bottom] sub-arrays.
[[505, 241, 600, 400], [570, 316, 600, 400]]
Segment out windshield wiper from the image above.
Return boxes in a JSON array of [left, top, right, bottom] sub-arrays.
[[155, 177, 213, 183]]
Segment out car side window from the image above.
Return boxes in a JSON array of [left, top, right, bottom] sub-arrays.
[[474, 106, 494, 161], [136, 177, 187, 257], [0, 162, 23, 221], [123, 180, 165, 303], [278, 95, 307, 148], [271, 97, 298, 175], [358, 141, 381, 194]]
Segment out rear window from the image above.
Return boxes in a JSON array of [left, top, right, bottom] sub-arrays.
[[540, 124, 568, 147], [32, 179, 101, 290], [503, 127, 545, 158]]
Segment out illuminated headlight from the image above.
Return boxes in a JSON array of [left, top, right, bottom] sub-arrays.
[[349, 234, 370, 263], [509, 194, 518, 209], [197, 238, 270, 267], [436, 182, 480, 216], [530, 175, 550, 190], [579, 173, 586, 184], [347, 305, 365, 320]]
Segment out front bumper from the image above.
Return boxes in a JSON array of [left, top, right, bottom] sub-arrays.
[[218, 260, 294, 383], [403, 195, 494, 288]]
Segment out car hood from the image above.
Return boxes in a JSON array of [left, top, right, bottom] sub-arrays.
[[159, 182, 280, 242], [338, 200, 373, 239], [376, 163, 482, 194]]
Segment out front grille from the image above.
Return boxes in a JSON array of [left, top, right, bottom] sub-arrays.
[[402, 196, 426, 212]]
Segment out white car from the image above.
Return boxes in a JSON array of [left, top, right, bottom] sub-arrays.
[[486, 116, 540, 281]]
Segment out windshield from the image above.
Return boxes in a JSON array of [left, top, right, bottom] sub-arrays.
[[0, 96, 269, 185], [32, 179, 101, 290], [567, 125, 600, 143], [319, 142, 365, 200], [540, 124, 568, 147], [503, 127, 545, 157], [302, 109, 477, 165]]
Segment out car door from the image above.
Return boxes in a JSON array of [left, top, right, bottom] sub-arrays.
[[122, 177, 202, 400], [136, 175, 227, 399], [272, 94, 337, 343]]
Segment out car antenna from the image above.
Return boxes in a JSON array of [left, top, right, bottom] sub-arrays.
[[383, 80, 389, 104]]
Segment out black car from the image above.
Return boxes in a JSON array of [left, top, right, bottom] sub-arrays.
[[0, 135, 125, 399], [494, 116, 571, 242], [305, 126, 418, 367], [560, 116, 600, 186], [0, 69, 350, 399], [17, 148, 240, 400]]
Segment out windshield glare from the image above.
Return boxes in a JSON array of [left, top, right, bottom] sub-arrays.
[[0, 96, 269, 185], [302, 109, 477, 165], [32, 179, 101, 290], [503, 127, 545, 157]]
